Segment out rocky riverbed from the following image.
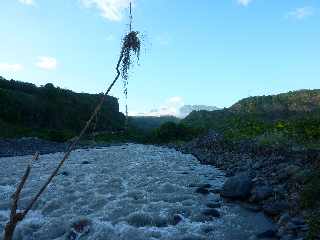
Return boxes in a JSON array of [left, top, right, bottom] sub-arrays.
[[178, 131, 320, 240], [0, 144, 276, 240]]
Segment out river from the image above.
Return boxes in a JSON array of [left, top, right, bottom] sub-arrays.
[[0, 144, 274, 240]]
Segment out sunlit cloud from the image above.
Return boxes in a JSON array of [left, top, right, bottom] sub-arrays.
[[130, 96, 184, 117], [0, 63, 24, 72], [80, 0, 133, 21], [18, 0, 35, 6], [237, 0, 253, 7], [35, 56, 58, 70], [286, 6, 315, 20]]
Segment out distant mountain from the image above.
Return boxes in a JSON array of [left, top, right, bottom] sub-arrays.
[[179, 105, 220, 118]]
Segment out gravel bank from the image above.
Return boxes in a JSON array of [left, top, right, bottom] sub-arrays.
[[177, 131, 320, 240]]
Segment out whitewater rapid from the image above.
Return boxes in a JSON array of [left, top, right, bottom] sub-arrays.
[[0, 144, 274, 240]]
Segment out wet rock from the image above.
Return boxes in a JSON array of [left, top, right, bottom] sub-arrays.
[[202, 208, 221, 218], [206, 203, 221, 208], [241, 203, 262, 212], [263, 201, 289, 217], [127, 212, 154, 227], [33, 219, 67, 239], [276, 165, 300, 183], [221, 173, 253, 200], [189, 183, 212, 188], [170, 214, 183, 225], [67, 218, 91, 240], [209, 188, 221, 194], [251, 185, 273, 202], [195, 187, 210, 195], [290, 217, 305, 226], [256, 229, 277, 239], [278, 213, 290, 226], [286, 222, 299, 231], [60, 171, 69, 176]]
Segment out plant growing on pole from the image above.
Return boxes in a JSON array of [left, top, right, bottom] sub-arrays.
[[3, 2, 141, 239]]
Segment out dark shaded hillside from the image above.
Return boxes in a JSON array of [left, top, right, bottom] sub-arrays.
[[0, 77, 125, 140], [128, 116, 180, 133], [182, 89, 320, 146]]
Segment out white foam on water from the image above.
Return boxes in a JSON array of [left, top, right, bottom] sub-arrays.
[[0, 144, 274, 240]]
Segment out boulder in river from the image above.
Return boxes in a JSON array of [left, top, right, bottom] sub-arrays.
[[221, 173, 253, 200], [263, 201, 289, 217], [251, 185, 273, 202]]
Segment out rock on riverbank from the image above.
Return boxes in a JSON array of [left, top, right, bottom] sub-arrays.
[[178, 131, 320, 240]]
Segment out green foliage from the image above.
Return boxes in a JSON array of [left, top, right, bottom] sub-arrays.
[[300, 172, 320, 209], [154, 122, 204, 143], [94, 128, 147, 144], [0, 77, 125, 141], [230, 89, 320, 114], [306, 211, 320, 240], [38, 129, 75, 142], [128, 116, 180, 133], [182, 90, 320, 150]]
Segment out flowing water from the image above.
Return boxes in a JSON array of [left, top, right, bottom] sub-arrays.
[[0, 144, 274, 240]]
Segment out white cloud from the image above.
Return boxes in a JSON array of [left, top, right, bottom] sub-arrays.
[[18, 0, 35, 6], [130, 97, 184, 117], [156, 33, 171, 46], [237, 0, 253, 7], [36, 56, 57, 70], [286, 6, 315, 20], [0, 63, 24, 72], [106, 34, 115, 41], [81, 0, 132, 21]]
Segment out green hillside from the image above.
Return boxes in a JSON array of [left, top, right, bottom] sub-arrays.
[[0, 77, 125, 141], [230, 89, 320, 114], [182, 89, 320, 148]]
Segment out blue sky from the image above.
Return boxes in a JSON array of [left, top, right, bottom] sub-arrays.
[[0, 0, 319, 116]]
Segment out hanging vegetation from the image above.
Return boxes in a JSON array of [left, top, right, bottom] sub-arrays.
[[3, 2, 142, 239]]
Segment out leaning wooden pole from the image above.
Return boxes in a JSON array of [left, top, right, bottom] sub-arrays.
[[3, 49, 125, 240], [4, 2, 141, 237]]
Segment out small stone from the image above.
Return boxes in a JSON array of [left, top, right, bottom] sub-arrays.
[[67, 218, 91, 240], [189, 183, 212, 188], [60, 171, 69, 176], [195, 187, 210, 195], [209, 188, 221, 194], [256, 229, 277, 239], [171, 214, 183, 225], [206, 203, 221, 209], [291, 217, 305, 225], [286, 222, 299, 231], [278, 213, 290, 225], [241, 203, 261, 212], [202, 209, 221, 218], [263, 201, 289, 217]]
